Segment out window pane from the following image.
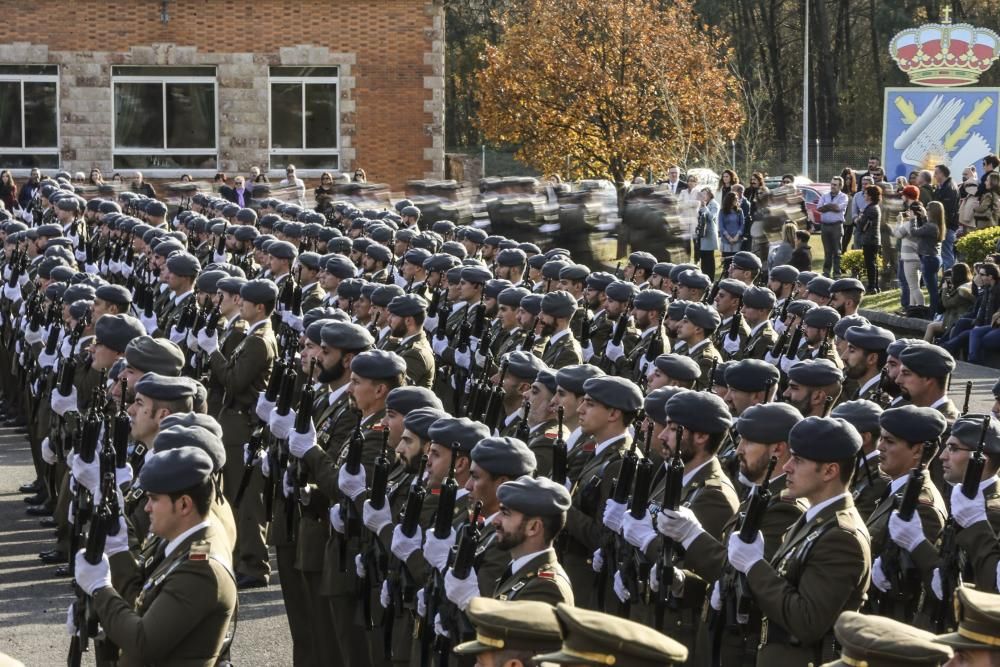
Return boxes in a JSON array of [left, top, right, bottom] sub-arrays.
[[305, 84, 337, 149], [0, 153, 59, 169], [166, 83, 215, 149], [0, 82, 22, 147], [23, 82, 57, 147], [269, 153, 339, 170], [270, 82, 303, 149], [114, 153, 217, 170], [115, 83, 163, 148], [113, 66, 215, 77]]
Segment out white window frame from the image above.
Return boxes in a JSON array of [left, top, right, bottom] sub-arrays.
[[0, 67, 60, 176], [267, 69, 341, 178], [111, 69, 219, 178]]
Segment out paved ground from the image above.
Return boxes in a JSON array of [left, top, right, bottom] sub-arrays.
[[0, 361, 996, 665]]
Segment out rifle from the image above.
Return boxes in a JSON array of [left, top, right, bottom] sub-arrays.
[[336, 410, 366, 574], [620, 422, 655, 610], [551, 406, 568, 486], [728, 296, 744, 343], [513, 399, 531, 442], [265, 353, 297, 523], [433, 500, 484, 659], [877, 439, 935, 621], [598, 435, 639, 613], [654, 426, 685, 631], [961, 381, 973, 415], [234, 356, 286, 509], [520, 315, 540, 352], [710, 456, 778, 667], [595, 297, 633, 368], [579, 308, 592, 350], [644, 310, 666, 363], [934, 416, 990, 632], [768, 301, 792, 357], [287, 358, 318, 540], [482, 359, 508, 433]]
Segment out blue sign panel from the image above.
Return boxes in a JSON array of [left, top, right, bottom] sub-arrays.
[[882, 87, 1000, 179]]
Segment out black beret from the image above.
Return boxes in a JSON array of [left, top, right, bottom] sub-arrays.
[[558, 263, 590, 282], [834, 314, 871, 339], [677, 269, 711, 290], [95, 284, 132, 306], [665, 390, 732, 434], [325, 254, 357, 278], [831, 400, 884, 435], [643, 387, 688, 425], [789, 417, 862, 461], [555, 364, 606, 396], [731, 251, 762, 271], [366, 243, 392, 264], [236, 208, 257, 225], [431, 220, 455, 235], [240, 279, 279, 305], [787, 358, 844, 386], [403, 248, 432, 267], [401, 205, 421, 218], [606, 281, 639, 303], [887, 338, 925, 359], [742, 285, 776, 310], [464, 228, 487, 244], [717, 278, 746, 297], [951, 414, 1000, 453], [652, 262, 674, 278], [195, 269, 228, 294], [461, 266, 492, 284], [583, 376, 643, 413], [350, 349, 406, 379], [68, 299, 93, 321], [387, 294, 427, 317], [725, 359, 780, 393], [497, 476, 571, 517], [37, 223, 63, 238], [628, 251, 656, 272], [830, 277, 866, 294], [633, 289, 668, 312], [152, 425, 226, 472], [845, 324, 895, 352], [879, 405, 948, 444], [496, 248, 526, 268], [653, 353, 701, 382], [95, 314, 146, 353], [442, 241, 468, 260], [472, 437, 537, 478], [336, 278, 365, 301], [796, 271, 817, 286], [803, 305, 840, 329], [526, 254, 548, 270], [485, 279, 513, 300], [712, 360, 734, 387], [737, 403, 803, 444], [234, 225, 259, 243], [684, 302, 721, 332], [268, 240, 298, 260], [403, 407, 449, 440], [152, 239, 184, 258], [669, 263, 699, 282], [541, 290, 577, 318], [139, 446, 213, 493], [667, 299, 690, 321], [428, 416, 492, 453], [297, 251, 322, 271], [321, 321, 374, 351], [535, 367, 558, 394], [519, 293, 543, 316], [56, 196, 81, 213], [503, 350, 546, 381], [125, 336, 185, 376], [217, 276, 247, 295], [45, 282, 67, 301], [63, 284, 96, 305], [769, 264, 800, 284], [135, 372, 197, 401], [899, 343, 955, 378], [35, 257, 64, 280], [386, 386, 443, 414], [371, 284, 405, 307], [585, 271, 615, 291], [806, 276, 834, 298], [787, 299, 817, 318], [145, 200, 168, 217], [498, 286, 530, 307]]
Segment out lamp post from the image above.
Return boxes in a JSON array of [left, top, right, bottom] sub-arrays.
[[802, 0, 809, 176]]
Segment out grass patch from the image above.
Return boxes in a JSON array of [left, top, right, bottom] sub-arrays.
[[860, 288, 930, 314]]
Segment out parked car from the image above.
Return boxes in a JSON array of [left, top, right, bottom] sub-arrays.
[[796, 182, 832, 231]]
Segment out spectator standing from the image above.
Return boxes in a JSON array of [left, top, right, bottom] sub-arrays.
[[768, 222, 797, 270], [17, 167, 40, 210], [715, 169, 738, 202], [717, 191, 744, 258], [911, 200, 946, 314], [0, 170, 17, 211], [789, 229, 813, 271], [917, 169, 934, 204], [280, 164, 306, 206], [87, 168, 104, 186], [816, 175, 849, 277], [840, 168, 857, 252], [977, 154, 999, 197], [974, 172, 1000, 228], [227, 176, 251, 207], [696, 188, 719, 279], [932, 164, 959, 269], [854, 184, 882, 292], [131, 171, 156, 198], [314, 172, 336, 213], [662, 165, 688, 196], [848, 175, 874, 248], [893, 192, 922, 312], [959, 177, 981, 234]]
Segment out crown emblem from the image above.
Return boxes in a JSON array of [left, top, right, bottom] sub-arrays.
[[890, 8, 1000, 86]]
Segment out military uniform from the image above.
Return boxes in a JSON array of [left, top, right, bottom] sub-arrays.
[[852, 452, 891, 520], [732, 320, 778, 361], [684, 338, 723, 391], [393, 331, 435, 389], [540, 329, 583, 370], [493, 548, 574, 605]]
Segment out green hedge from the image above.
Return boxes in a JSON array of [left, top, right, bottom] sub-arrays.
[[956, 226, 1000, 266], [841, 248, 890, 281]]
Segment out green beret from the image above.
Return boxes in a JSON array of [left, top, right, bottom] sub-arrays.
[[724, 359, 780, 393], [899, 343, 955, 378], [787, 358, 844, 387], [736, 403, 802, 444], [497, 475, 571, 517], [124, 336, 185, 377], [138, 446, 213, 494], [653, 354, 701, 382], [428, 416, 491, 453], [664, 391, 732, 434], [789, 417, 861, 462], [831, 400, 883, 435], [472, 437, 537, 478], [583, 376, 643, 413], [879, 405, 948, 444]]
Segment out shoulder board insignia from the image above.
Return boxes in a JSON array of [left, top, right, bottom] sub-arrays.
[[704, 478, 722, 488], [544, 431, 559, 439], [189, 552, 208, 561], [582, 442, 596, 453], [189, 540, 211, 560], [537, 570, 555, 580], [371, 423, 386, 432], [430, 488, 441, 496], [511, 581, 528, 591]]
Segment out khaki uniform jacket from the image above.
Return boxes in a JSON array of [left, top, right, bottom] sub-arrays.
[[158, 291, 196, 339], [300, 282, 325, 314], [540, 329, 583, 370], [613, 326, 668, 383], [713, 314, 751, 360], [93, 523, 237, 667], [866, 474, 946, 558], [526, 419, 569, 479], [683, 339, 723, 391], [493, 548, 574, 606], [395, 331, 435, 388], [851, 454, 891, 521], [731, 321, 778, 361], [209, 319, 278, 416], [588, 310, 614, 353], [747, 495, 871, 666], [205, 318, 247, 418]]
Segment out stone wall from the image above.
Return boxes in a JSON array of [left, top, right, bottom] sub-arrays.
[[0, 0, 444, 187]]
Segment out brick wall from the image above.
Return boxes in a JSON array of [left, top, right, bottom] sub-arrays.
[[0, 0, 445, 188]]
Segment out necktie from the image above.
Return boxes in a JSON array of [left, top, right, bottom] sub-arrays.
[[500, 563, 513, 583]]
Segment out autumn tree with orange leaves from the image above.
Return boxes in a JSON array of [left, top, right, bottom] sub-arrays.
[[476, 0, 743, 192]]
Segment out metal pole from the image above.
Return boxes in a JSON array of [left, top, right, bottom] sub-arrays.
[[815, 137, 820, 181], [731, 139, 736, 169], [802, 0, 809, 176], [481, 145, 486, 177]]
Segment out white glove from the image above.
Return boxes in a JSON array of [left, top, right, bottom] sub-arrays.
[[255, 392, 276, 423], [363, 498, 392, 535], [60, 336, 73, 359], [474, 349, 487, 368], [281, 310, 304, 333], [115, 464, 133, 489], [888, 511, 925, 552], [432, 335, 448, 356], [104, 517, 130, 557], [168, 326, 186, 344], [338, 464, 367, 500], [121, 263, 133, 279], [71, 453, 101, 495], [773, 317, 787, 334], [41, 437, 57, 465], [638, 355, 652, 375], [390, 524, 423, 562], [196, 329, 219, 356], [622, 511, 657, 551], [723, 335, 740, 355], [380, 580, 391, 609], [65, 603, 77, 637], [423, 528, 457, 572], [591, 547, 604, 573], [260, 453, 271, 478], [727, 531, 765, 574], [417, 588, 427, 617], [109, 259, 122, 275], [84, 263, 98, 274], [139, 311, 158, 335], [186, 330, 200, 352], [613, 571, 631, 602], [952, 485, 988, 528], [605, 339, 625, 362], [329, 504, 346, 534], [434, 613, 450, 638], [288, 425, 318, 459], [709, 579, 722, 610], [75, 249, 87, 262], [582, 342, 595, 362], [243, 442, 261, 467], [282, 470, 294, 499], [24, 326, 43, 346], [602, 499, 627, 534], [656, 506, 705, 548], [73, 550, 111, 595], [444, 568, 480, 611], [453, 347, 471, 370], [355, 553, 366, 579], [779, 354, 797, 374], [3, 282, 21, 302], [38, 349, 57, 370], [871, 556, 891, 592], [932, 568, 944, 600], [51, 387, 80, 418], [268, 409, 295, 440], [423, 315, 439, 333]]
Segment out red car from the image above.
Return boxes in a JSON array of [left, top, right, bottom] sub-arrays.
[[796, 182, 832, 231]]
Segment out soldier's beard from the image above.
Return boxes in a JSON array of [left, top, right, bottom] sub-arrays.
[[318, 361, 346, 383], [496, 523, 526, 551]]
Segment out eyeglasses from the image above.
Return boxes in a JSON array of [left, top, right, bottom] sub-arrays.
[[945, 443, 975, 453]]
